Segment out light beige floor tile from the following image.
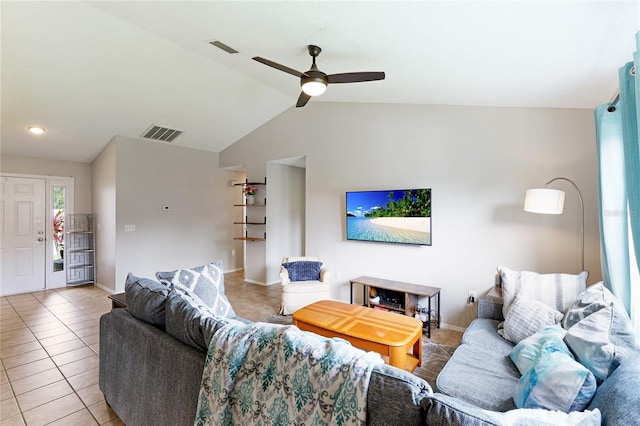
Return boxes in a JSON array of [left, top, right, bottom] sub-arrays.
[[1, 348, 49, 370], [51, 346, 95, 367], [65, 319, 99, 332], [89, 343, 99, 355], [0, 341, 42, 359], [80, 333, 99, 346], [0, 322, 27, 333], [59, 314, 94, 326], [46, 408, 98, 426], [59, 355, 99, 378], [101, 418, 125, 426], [26, 320, 66, 333], [22, 393, 84, 426], [6, 358, 55, 381], [45, 303, 80, 314], [67, 367, 99, 392], [37, 331, 78, 348], [32, 326, 72, 340], [0, 333, 37, 349], [0, 330, 35, 344], [0, 413, 25, 425], [73, 325, 100, 338], [10, 368, 64, 396], [76, 383, 104, 406], [22, 316, 62, 327], [87, 400, 118, 424], [43, 338, 86, 356], [0, 382, 13, 402], [15, 379, 73, 412], [0, 371, 8, 386], [0, 397, 20, 420]]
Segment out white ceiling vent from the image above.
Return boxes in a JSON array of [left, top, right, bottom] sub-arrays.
[[141, 125, 183, 143]]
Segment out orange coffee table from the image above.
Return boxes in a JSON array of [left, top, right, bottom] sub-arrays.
[[292, 300, 423, 372]]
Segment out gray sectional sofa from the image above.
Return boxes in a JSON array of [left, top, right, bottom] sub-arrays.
[[99, 270, 640, 425]]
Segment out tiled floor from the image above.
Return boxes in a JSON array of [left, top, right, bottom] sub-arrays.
[[1, 270, 462, 425], [0, 285, 121, 426]]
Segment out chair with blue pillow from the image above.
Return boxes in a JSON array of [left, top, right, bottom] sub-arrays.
[[279, 256, 332, 315]]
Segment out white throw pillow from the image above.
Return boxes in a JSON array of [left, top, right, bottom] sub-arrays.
[[499, 293, 564, 344], [497, 266, 588, 318]]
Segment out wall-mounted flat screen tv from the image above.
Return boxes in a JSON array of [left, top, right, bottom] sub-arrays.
[[346, 188, 431, 245]]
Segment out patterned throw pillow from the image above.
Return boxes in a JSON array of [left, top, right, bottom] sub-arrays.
[[513, 351, 597, 413], [510, 325, 597, 413], [282, 261, 322, 281], [499, 293, 564, 344], [156, 260, 235, 318], [497, 266, 588, 318]]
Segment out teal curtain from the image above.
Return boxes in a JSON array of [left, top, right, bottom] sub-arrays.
[[594, 31, 640, 337]]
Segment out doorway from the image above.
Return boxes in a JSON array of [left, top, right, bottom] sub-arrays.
[[0, 174, 74, 296]]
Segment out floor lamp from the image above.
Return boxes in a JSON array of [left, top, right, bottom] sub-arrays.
[[524, 177, 585, 272]]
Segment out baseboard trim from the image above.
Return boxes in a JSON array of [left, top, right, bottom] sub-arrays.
[[438, 322, 466, 333]]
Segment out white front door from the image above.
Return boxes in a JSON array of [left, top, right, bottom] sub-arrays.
[[0, 176, 46, 296]]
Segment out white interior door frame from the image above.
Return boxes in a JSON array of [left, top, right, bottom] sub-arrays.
[[1, 173, 74, 291]]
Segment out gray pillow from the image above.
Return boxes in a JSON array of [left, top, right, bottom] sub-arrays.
[[499, 293, 564, 344], [156, 260, 235, 318], [164, 290, 212, 352], [165, 290, 242, 352], [124, 273, 170, 326]]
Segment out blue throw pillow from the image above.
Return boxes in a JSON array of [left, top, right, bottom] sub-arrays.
[[282, 261, 322, 281]]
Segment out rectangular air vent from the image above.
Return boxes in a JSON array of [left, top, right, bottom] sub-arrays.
[[141, 125, 183, 143]]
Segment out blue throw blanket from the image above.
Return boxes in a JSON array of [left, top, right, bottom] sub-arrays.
[[194, 322, 383, 426]]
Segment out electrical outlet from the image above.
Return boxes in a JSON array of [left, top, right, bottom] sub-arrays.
[[124, 225, 135, 232], [231, 249, 236, 257], [468, 291, 476, 304]]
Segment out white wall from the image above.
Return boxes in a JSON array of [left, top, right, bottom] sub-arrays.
[[92, 136, 244, 292], [0, 154, 91, 213], [220, 102, 601, 329], [266, 162, 305, 283], [91, 140, 117, 291]]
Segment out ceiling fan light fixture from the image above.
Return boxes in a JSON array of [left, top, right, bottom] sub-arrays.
[[27, 125, 46, 134], [301, 80, 327, 96]]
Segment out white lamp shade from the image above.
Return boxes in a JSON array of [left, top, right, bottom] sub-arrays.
[[524, 188, 565, 214], [301, 81, 327, 96]]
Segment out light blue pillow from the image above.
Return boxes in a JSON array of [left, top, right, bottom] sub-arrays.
[[514, 351, 597, 412], [510, 324, 568, 375], [282, 261, 322, 281]]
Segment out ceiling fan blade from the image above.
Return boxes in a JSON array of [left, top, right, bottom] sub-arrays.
[[296, 92, 311, 108], [252, 57, 308, 78], [327, 72, 386, 84]]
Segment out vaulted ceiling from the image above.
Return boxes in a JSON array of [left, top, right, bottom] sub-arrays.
[[2, 1, 638, 163]]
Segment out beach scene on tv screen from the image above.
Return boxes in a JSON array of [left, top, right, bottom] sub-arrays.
[[346, 189, 431, 245]]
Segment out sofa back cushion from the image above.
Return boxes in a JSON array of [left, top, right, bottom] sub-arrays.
[[588, 354, 640, 425], [124, 273, 170, 326], [497, 266, 588, 318]]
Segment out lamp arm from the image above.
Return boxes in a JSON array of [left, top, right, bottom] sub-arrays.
[[546, 177, 585, 271]]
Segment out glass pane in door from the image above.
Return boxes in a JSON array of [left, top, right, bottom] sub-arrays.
[[53, 186, 65, 272]]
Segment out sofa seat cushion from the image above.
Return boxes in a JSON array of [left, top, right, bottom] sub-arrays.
[[281, 280, 328, 293], [461, 319, 514, 357], [436, 344, 519, 412]]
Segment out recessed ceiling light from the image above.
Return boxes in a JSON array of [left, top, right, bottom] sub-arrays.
[[27, 126, 46, 134]]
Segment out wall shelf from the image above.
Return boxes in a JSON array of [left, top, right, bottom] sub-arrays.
[[65, 214, 95, 286], [234, 179, 267, 242]]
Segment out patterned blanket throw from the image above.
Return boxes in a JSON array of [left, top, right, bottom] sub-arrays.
[[194, 322, 383, 426]]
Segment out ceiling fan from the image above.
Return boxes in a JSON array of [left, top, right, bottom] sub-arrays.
[[252, 45, 385, 108]]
